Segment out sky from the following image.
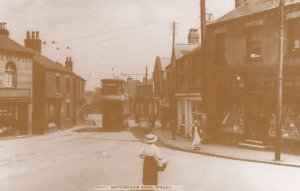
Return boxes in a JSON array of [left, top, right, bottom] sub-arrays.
[[0, 0, 234, 90]]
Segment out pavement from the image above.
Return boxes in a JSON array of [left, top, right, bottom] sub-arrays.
[[2, 116, 300, 168], [128, 119, 300, 168], [71, 117, 300, 168]]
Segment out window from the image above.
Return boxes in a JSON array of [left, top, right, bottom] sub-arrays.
[[4, 62, 17, 88], [288, 19, 300, 54], [178, 63, 184, 83], [56, 75, 60, 93], [66, 103, 70, 119], [246, 26, 262, 60], [191, 102, 202, 122], [66, 77, 70, 94], [180, 101, 185, 124], [214, 33, 226, 65]]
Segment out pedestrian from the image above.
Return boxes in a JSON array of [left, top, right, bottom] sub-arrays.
[[149, 114, 155, 130], [135, 113, 140, 128], [170, 117, 176, 140], [191, 120, 202, 150], [140, 134, 161, 186]]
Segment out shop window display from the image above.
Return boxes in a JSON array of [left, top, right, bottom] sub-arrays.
[[269, 104, 300, 138], [222, 103, 245, 133], [0, 107, 15, 135]]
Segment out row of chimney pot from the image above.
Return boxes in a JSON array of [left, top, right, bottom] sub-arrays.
[[26, 31, 40, 39]]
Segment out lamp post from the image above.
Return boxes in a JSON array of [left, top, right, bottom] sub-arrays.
[[275, 0, 285, 161]]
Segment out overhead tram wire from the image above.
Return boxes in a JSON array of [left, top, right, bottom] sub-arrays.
[[55, 15, 196, 43]]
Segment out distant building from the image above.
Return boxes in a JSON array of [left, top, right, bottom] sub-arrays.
[[152, 56, 170, 116], [135, 78, 153, 118], [125, 76, 142, 114]]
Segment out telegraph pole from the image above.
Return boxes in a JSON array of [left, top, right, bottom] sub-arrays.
[[170, 21, 178, 50], [200, 0, 208, 142], [146, 65, 148, 86], [275, 0, 285, 161]]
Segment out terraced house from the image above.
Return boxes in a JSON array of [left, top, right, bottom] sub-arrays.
[[206, 0, 300, 147], [0, 24, 85, 136], [0, 23, 34, 136], [165, 28, 202, 136]]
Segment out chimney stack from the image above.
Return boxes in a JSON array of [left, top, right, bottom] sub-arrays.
[[0, 22, 9, 37], [24, 31, 42, 53], [188, 29, 199, 44], [65, 57, 73, 71]]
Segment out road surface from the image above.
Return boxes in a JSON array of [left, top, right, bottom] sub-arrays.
[[0, 127, 300, 191]]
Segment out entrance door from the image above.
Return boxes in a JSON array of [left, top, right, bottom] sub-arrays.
[[18, 104, 29, 135]]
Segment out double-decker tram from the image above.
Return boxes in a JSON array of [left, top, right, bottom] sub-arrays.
[[101, 79, 129, 131]]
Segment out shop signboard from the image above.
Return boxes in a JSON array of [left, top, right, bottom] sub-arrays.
[[0, 89, 30, 98]]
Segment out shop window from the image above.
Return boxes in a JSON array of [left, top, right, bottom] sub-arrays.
[[246, 26, 262, 60], [4, 62, 17, 88], [56, 75, 60, 93], [214, 33, 226, 66], [288, 19, 300, 55], [222, 103, 244, 133]]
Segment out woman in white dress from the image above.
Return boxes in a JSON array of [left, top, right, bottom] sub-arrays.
[[191, 120, 201, 150]]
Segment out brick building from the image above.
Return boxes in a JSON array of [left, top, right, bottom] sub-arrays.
[[164, 29, 202, 136], [0, 23, 34, 136], [152, 56, 170, 116], [206, 0, 300, 143], [24, 31, 85, 134], [74, 72, 86, 124], [134, 78, 154, 118]]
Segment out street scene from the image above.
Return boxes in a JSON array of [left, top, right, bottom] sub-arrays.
[[0, 121, 300, 191], [2, 0, 300, 190]]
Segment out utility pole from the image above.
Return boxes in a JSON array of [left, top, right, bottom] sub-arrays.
[[275, 0, 285, 161], [112, 68, 116, 79], [170, 21, 178, 52], [200, 0, 207, 141], [146, 65, 148, 86]]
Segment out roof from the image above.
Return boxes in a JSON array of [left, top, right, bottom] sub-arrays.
[[153, 57, 171, 72], [214, 0, 300, 24], [161, 58, 171, 70], [33, 54, 72, 73], [75, 73, 86, 81], [0, 35, 34, 55], [174, 44, 200, 60]]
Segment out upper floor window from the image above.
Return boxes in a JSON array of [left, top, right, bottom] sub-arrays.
[[4, 62, 17, 88], [246, 26, 262, 60], [288, 19, 300, 55], [214, 33, 226, 65], [66, 77, 70, 94], [56, 75, 60, 93]]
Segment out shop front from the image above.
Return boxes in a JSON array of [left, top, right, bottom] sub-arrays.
[[176, 93, 203, 137], [215, 77, 277, 141], [0, 89, 31, 136]]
